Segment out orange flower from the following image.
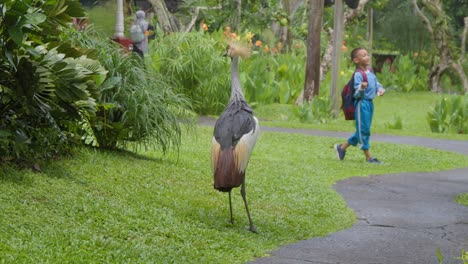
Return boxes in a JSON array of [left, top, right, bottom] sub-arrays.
[[341, 45, 347, 52], [225, 26, 231, 32], [255, 40, 262, 47], [277, 42, 282, 50], [202, 23, 208, 31], [229, 32, 237, 39]]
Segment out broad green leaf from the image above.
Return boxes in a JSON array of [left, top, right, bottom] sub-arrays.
[[24, 13, 47, 25], [8, 26, 24, 46]]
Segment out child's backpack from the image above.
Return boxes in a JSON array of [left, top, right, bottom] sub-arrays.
[[341, 68, 367, 120], [130, 24, 145, 43]]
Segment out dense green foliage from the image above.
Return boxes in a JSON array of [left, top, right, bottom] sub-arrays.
[[64, 29, 194, 151], [427, 95, 468, 134], [376, 54, 429, 92], [0, 0, 103, 163], [1, 125, 467, 263], [150, 31, 230, 114], [241, 48, 306, 105], [0, 0, 193, 165], [374, 0, 432, 53]]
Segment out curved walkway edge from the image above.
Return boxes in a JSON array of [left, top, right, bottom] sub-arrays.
[[199, 117, 468, 264]]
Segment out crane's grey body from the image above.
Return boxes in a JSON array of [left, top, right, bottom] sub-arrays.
[[214, 101, 256, 150], [211, 45, 260, 233]]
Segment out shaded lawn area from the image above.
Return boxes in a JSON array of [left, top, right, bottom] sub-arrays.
[[1, 126, 467, 263]]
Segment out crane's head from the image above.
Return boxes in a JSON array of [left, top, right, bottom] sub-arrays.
[[224, 41, 251, 59]]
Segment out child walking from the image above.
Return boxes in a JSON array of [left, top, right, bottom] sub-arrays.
[[335, 47, 385, 164]]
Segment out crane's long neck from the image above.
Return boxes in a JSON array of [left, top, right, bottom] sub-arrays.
[[230, 57, 245, 103]]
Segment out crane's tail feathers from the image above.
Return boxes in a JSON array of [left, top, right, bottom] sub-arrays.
[[213, 148, 245, 192], [234, 141, 249, 174], [211, 137, 221, 172]]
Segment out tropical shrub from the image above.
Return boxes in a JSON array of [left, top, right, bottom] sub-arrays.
[[241, 48, 306, 105], [152, 29, 310, 114], [291, 96, 333, 123], [377, 54, 428, 92], [427, 95, 467, 134], [377, 63, 397, 89], [63, 28, 194, 151], [0, 0, 105, 164], [384, 115, 403, 130], [151, 31, 229, 115]]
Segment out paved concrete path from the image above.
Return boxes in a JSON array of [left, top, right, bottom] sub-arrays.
[[200, 117, 468, 264]]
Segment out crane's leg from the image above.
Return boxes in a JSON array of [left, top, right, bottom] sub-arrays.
[[241, 182, 257, 233], [229, 190, 234, 224]]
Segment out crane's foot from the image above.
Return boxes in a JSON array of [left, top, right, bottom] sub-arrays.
[[247, 225, 258, 234]]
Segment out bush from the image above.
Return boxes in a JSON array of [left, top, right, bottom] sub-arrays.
[[241, 48, 306, 105], [384, 115, 403, 130], [427, 95, 467, 134], [0, 0, 103, 164], [376, 54, 430, 92], [151, 31, 230, 115], [63, 29, 195, 152], [291, 96, 333, 123]]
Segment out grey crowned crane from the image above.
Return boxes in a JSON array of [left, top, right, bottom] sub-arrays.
[[211, 42, 260, 233]]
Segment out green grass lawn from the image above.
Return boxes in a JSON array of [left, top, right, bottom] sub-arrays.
[[1, 124, 467, 263], [254, 91, 468, 141], [456, 193, 468, 206], [85, 2, 119, 37]]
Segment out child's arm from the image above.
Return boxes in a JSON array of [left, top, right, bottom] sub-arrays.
[[353, 72, 366, 99], [376, 79, 385, 96]]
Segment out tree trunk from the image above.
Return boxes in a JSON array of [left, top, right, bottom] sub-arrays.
[[329, 0, 344, 115], [320, 28, 334, 82], [322, 0, 369, 71], [413, 0, 468, 93], [231, 0, 241, 31], [303, 0, 323, 102], [281, 0, 303, 52], [296, 0, 370, 104], [125, 0, 133, 16], [148, 0, 180, 33], [428, 64, 448, 92], [185, 5, 222, 32], [281, 0, 290, 52]]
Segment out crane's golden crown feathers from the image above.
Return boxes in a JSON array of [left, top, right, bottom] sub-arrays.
[[225, 41, 251, 59]]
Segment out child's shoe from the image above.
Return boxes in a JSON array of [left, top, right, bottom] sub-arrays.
[[367, 158, 383, 164], [334, 144, 346, 160]]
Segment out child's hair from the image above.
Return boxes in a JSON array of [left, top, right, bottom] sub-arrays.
[[351, 47, 366, 61]]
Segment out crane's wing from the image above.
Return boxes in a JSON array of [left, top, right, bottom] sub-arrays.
[[212, 109, 259, 176], [213, 109, 257, 149]]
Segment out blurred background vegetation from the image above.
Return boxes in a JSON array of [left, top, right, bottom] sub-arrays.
[[1, 0, 467, 166]]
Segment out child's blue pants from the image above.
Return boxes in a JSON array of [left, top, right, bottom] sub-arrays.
[[347, 99, 374, 150]]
